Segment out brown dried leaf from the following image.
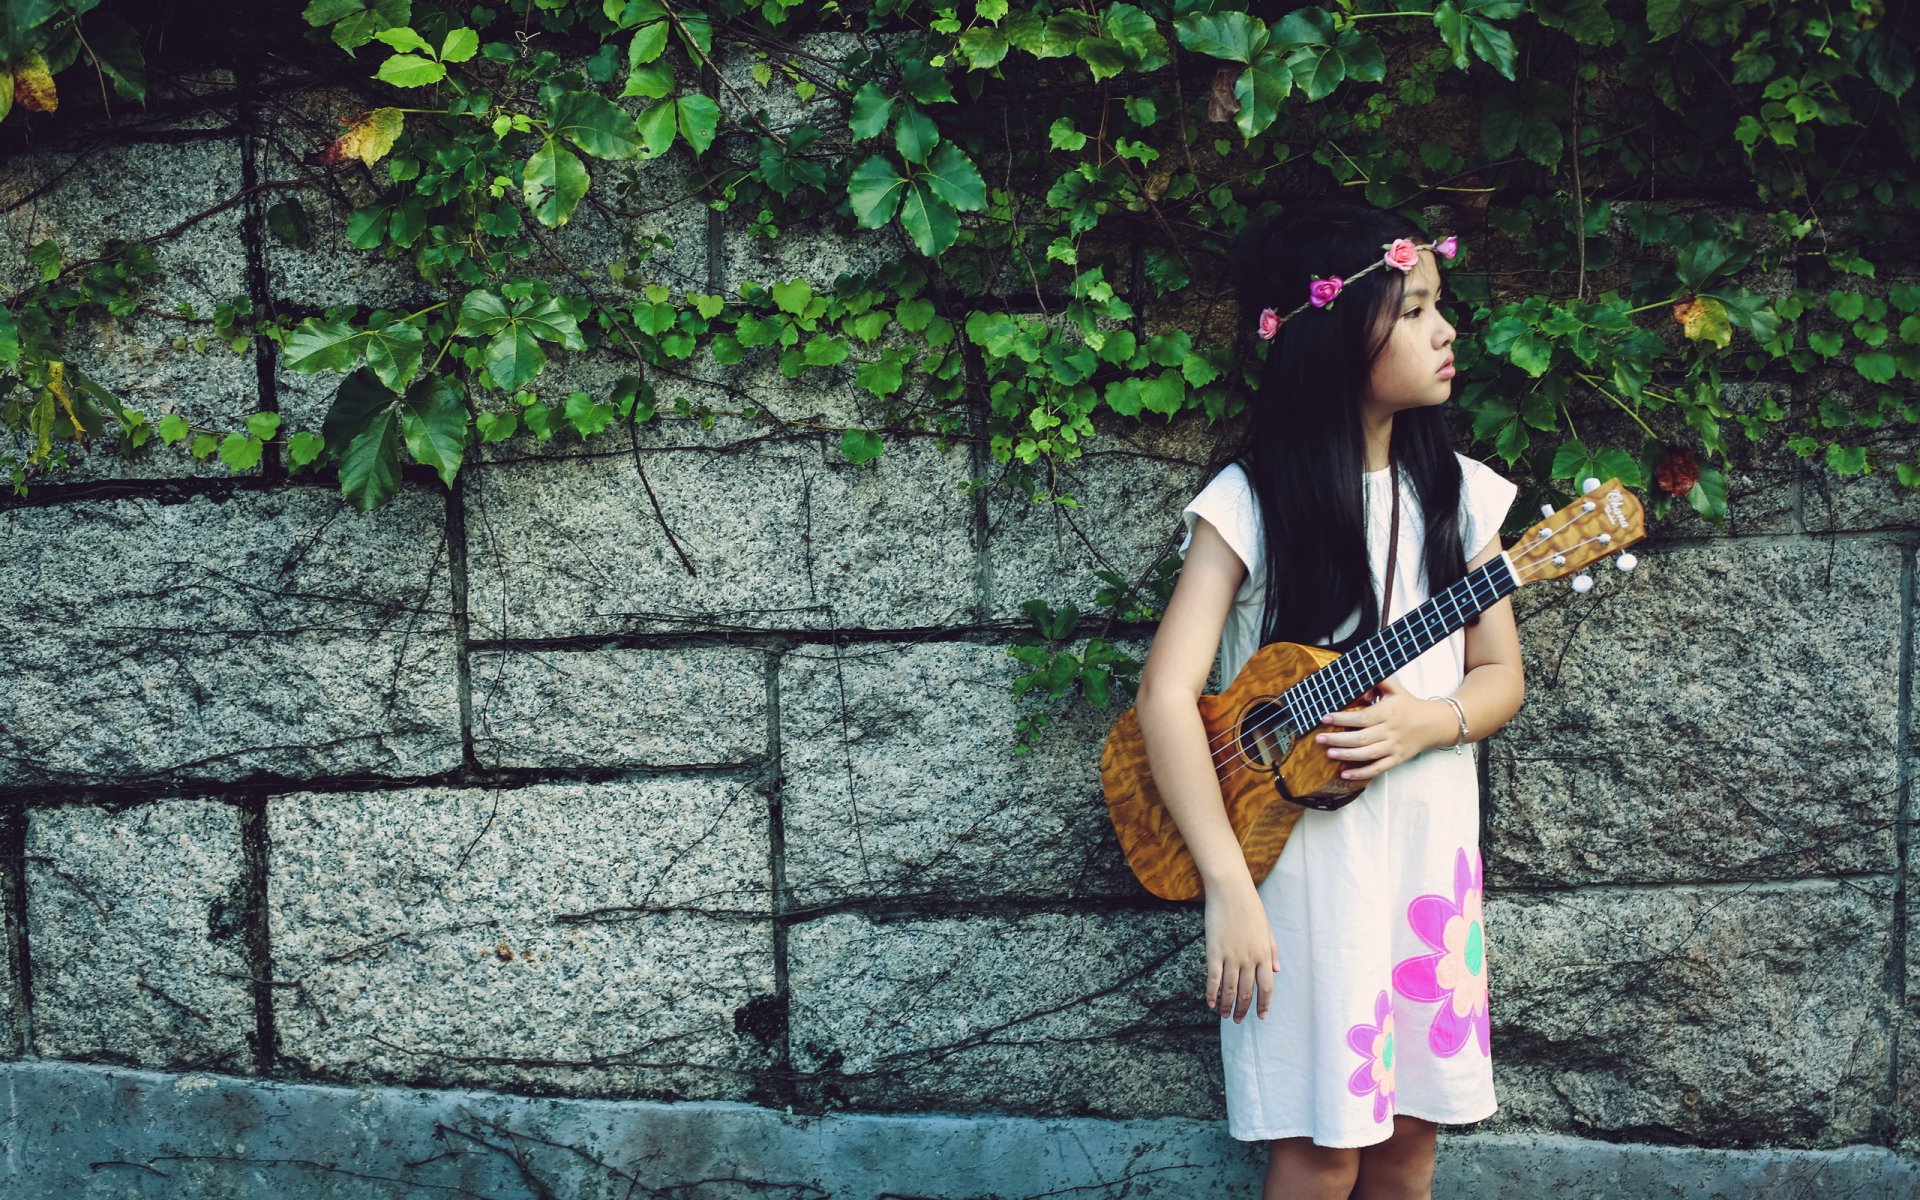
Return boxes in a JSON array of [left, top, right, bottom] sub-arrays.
[[319, 107, 406, 168]]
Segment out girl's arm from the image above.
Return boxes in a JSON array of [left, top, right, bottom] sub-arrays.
[[1444, 532, 1526, 743], [1135, 517, 1279, 1023], [1136, 516, 1248, 887], [1314, 532, 1526, 777]]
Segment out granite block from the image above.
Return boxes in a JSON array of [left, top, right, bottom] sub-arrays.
[[25, 800, 252, 1070], [270, 781, 777, 1098], [470, 644, 767, 770], [1487, 538, 1900, 883], [0, 488, 462, 786]]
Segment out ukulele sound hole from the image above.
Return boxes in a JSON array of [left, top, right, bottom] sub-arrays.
[[1236, 699, 1293, 771]]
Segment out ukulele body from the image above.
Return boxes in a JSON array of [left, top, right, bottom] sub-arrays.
[[1100, 640, 1373, 902]]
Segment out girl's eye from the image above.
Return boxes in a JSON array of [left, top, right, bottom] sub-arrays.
[[1404, 308, 1421, 319]]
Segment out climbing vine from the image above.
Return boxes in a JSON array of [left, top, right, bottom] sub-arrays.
[[1, 0, 1915, 746]]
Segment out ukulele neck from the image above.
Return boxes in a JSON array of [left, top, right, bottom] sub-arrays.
[[1281, 555, 1518, 731]]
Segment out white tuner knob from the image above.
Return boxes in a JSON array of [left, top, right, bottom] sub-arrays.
[[1571, 573, 1594, 593], [1582, 477, 1601, 494], [1597, 533, 1612, 545], [1540, 503, 1556, 518], [1616, 553, 1638, 571]]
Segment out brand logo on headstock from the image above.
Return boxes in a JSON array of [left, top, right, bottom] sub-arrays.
[[1604, 490, 1628, 530]]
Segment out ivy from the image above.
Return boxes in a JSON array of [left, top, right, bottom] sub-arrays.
[[1, 0, 1916, 744]]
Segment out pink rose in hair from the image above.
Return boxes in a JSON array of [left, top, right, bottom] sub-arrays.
[[1257, 307, 1281, 339], [1383, 238, 1421, 271], [1436, 235, 1458, 259], [1308, 276, 1343, 308]]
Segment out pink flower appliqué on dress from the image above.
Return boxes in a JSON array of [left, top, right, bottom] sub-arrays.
[[1391, 847, 1491, 1057], [1346, 988, 1397, 1123]]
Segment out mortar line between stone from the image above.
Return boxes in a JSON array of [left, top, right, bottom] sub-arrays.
[[234, 65, 281, 483], [448, 474, 479, 774], [2, 797, 29, 1057], [764, 646, 794, 1107], [237, 796, 277, 1077], [1886, 543, 1913, 1142]]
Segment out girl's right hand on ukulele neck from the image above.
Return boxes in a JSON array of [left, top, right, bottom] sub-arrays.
[[1203, 876, 1279, 1023]]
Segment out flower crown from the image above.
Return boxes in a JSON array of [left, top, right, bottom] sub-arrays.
[[1257, 235, 1459, 340]]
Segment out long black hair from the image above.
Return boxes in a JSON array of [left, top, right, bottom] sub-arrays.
[[1226, 200, 1467, 651]]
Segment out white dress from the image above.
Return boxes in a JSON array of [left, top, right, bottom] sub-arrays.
[[1176, 453, 1517, 1147]]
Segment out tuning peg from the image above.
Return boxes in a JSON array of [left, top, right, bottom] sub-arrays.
[[1582, 477, 1601, 494], [1540, 503, 1556, 518], [1571, 573, 1594, 593], [1616, 553, 1638, 572]]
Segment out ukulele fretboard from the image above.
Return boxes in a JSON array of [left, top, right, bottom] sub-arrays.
[[1279, 556, 1518, 732]]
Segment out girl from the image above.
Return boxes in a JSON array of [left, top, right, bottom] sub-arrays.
[[1135, 201, 1526, 1200]]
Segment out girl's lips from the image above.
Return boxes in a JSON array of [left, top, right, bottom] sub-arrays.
[[1436, 363, 1456, 378]]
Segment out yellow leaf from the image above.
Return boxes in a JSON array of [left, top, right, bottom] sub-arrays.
[[47, 360, 87, 438], [1673, 295, 1731, 348], [0, 70, 14, 123], [319, 107, 406, 167], [14, 52, 56, 114]]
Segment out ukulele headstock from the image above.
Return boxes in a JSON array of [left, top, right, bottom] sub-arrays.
[[1506, 478, 1648, 586]]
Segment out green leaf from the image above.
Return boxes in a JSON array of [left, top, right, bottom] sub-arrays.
[[675, 93, 721, 156], [1855, 351, 1897, 384], [475, 410, 518, 442], [623, 59, 674, 100], [157, 413, 192, 445], [921, 142, 988, 211], [219, 432, 263, 472], [397, 375, 469, 485], [564, 390, 616, 437], [547, 88, 643, 159], [339, 408, 402, 511], [365, 321, 426, 391], [246, 412, 282, 440], [440, 27, 478, 62], [1686, 464, 1728, 522], [322, 367, 396, 461], [287, 430, 326, 468], [897, 180, 959, 257], [372, 26, 432, 54], [896, 298, 936, 331], [190, 432, 218, 460], [848, 155, 908, 228], [627, 20, 669, 67], [1234, 54, 1293, 139], [893, 105, 939, 164], [375, 53, 445, 87], [521, 300, 587, 350], [1174, 11, 1265, 63], [283, 318, 364, 373], [849, 80, 894, 139], [772, 280, 813, 314], [634, 101, 677, 154], [840, 428, 884, 464], [486, 327, 548, 393], [803, 334, 849, 366], [525, 138, 590, 227], [455, 290, 512, 336], [857, 354, 906, 398]]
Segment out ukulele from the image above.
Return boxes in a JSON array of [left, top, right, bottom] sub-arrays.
[[1100, 477, 1648, 901]]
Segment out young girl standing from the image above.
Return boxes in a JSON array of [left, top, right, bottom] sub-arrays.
[[1135, 201, 1526, 1199]]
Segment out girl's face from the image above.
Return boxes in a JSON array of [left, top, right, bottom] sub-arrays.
[[1362, 251, 1457, 419]]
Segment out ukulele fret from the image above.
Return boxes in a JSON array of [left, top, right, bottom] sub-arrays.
[[1280, 556, 1517, 731]]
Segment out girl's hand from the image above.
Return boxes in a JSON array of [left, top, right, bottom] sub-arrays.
[[1204, 875, 1279, 1022], [1315, 676, 1456, 781]]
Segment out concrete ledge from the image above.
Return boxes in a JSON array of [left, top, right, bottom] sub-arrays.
[[2, 1061, 1914, 1199]]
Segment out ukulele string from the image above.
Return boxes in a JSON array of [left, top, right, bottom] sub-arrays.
[[1202, 511, 1611, 787]]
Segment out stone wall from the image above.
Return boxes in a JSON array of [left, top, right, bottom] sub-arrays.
[[1, 57, 1915, 1199]]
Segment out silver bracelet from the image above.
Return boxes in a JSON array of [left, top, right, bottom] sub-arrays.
[[1435, 694, 1470, 751]]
